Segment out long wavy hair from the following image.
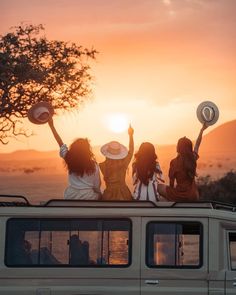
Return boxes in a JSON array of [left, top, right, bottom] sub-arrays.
[[177, 137, 196, 180], [64, 138, 96, 177], [133, 142, 158, 185]]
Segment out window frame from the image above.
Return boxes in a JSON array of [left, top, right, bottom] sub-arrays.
[[5, 217, 132, 268], [228, 231, 236, 271], [145, 221, 203, 269]]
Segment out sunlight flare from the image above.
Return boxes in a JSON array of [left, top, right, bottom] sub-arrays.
[[105, 113, 129, 133]]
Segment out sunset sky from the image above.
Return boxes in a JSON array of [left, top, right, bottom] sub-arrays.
[[1, 0, 236, 152]]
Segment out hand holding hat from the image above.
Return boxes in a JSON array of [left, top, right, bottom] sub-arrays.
[[27, 102, 54, 125], [197, 101, 219, 126]]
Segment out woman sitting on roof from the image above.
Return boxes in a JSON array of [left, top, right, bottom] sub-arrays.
[[132, 142, 165, 203], [99, 125, 134, 201], [157, 123, 208, 202], [48, 118, 101, 200]]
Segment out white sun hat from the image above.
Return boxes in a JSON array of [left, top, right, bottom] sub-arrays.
[[27, 102, 54, 124], [100, 141, 128, 160], [196, 101, 219, 126]]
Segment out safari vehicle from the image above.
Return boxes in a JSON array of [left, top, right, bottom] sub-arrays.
[[0, 196, 236, 295]]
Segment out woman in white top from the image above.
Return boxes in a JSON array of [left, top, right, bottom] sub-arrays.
[[48, 118, 101, 200], [132, 142, 165, 203]]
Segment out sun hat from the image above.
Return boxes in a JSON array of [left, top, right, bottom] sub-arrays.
[[196, 101, 219, 126], [100, 141, 128, 160], [27, 102, 54, 124]]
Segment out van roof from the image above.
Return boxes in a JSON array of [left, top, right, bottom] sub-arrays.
[[0, 194, 236, 212]]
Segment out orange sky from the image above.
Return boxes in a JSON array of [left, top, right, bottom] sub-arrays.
[[1, 0, 236, 152]]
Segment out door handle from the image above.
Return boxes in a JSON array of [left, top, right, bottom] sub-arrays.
[[36, 289, 51, 295], [233, 282, 236, 287], [145, 280, 159, 285]]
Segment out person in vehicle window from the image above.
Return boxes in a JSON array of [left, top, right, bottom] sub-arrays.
[[69, 235, 89, 265], [99, 125, 134, 201], [7, 230, 32, 265], [48, 118, 101, 200], [132, 142, 165, 203], [158, 123, 208, 201]]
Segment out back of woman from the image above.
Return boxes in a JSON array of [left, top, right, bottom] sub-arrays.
[[132, 142, 164, 203], [61, 139, 101, 200], [48, 118, 101, 200], [167, 152, 198, 201], [157, 124, 208, 201], [99, 125, 134, 201]]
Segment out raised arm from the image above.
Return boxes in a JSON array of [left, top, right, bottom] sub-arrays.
[[48, 118, 64, 147], [124, 124, 134, 165], [194, 123, 208, 155]]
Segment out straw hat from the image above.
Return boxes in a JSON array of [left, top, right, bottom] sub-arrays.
[[27, 102, 54, 124], [196, 101, 219, 126], [100, 141, 128, 160]]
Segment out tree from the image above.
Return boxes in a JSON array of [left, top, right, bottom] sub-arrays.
[[0, 24, 97, 144]]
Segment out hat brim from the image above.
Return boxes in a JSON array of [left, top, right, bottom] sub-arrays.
[[100, 143, 128, 160], [196, 101, 219, 126], [28, 102, 54, 125]]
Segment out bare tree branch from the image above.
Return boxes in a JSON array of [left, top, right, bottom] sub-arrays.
[[0, 24, 97, 144]]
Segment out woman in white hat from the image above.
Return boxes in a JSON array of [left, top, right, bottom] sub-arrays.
[[48, 118, 101, 200], [99, 125, 134, 201]]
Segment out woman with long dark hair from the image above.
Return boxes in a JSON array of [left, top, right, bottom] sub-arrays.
[[158, 124, 208, 201], [132, 142, 164, 203], [48, 118, 101, 200]]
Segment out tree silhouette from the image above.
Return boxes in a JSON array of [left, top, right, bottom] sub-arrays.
[[0, 24, 97, 144]]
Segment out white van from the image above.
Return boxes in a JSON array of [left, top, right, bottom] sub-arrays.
[[0, 196, 236, 295]]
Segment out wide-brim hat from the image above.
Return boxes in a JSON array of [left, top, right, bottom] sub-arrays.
[[27, 102, 54, 125], [100, 141, 128, 160], [196, 101, 219, 126]]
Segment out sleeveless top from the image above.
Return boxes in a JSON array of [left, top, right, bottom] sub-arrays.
[[132, 162, 164, 203]]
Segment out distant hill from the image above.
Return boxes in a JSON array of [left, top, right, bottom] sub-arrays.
[[0, 119, 235, 162], [0, 149, 58, 161], [200, 120, 236, 154]]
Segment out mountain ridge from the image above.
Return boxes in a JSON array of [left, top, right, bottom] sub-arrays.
[[0, 119, 235, 161]]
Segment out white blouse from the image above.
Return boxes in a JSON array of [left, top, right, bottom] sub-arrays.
[[60, 144, 101, 193]]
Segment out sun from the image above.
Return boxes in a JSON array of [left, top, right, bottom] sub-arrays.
[[105, 113, 129, 133]]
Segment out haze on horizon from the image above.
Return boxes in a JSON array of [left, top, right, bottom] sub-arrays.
[[1, 0, 236, 152]]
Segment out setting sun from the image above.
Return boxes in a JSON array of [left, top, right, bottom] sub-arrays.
[[105, 113, 129, 133]]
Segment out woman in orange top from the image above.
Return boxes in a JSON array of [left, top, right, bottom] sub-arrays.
[[158, 124, 208, 201]]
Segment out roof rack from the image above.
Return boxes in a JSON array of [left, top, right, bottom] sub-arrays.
[[44, 199, 156, 208], [44, 199, 236, 212], [0, 195, 30, 207], [0, 196, 235, 212]]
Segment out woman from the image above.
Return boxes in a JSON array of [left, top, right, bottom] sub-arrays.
[[132, 142, 165, 203], [48, 118, 101, 200], [99, 125, 134, 201], [158, 123, 208, 201]]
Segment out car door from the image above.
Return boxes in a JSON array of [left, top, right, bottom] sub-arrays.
[[141, 216, 208, 295], [226, 231, 236, 294]]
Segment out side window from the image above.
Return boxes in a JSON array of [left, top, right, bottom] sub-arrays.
[[146, 222, 202, 268], [229, 232, 236, 270], [5, 218, 131, 267]]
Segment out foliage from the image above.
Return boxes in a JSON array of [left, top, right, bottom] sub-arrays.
[[198, 171, 236, 205], [0, 24, 97, 144]]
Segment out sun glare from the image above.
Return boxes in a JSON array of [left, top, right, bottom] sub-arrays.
[[105, 113, 129, 133]]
